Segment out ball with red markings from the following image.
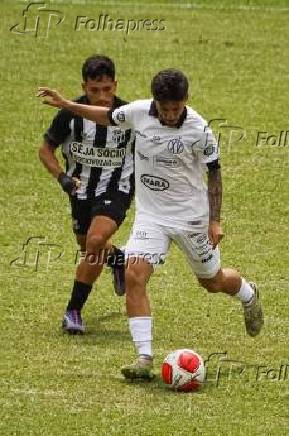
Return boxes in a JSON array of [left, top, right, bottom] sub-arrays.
[[161, 349, 206, 391]]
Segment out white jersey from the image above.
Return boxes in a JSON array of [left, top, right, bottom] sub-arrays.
[[110, 99, 219, 231]]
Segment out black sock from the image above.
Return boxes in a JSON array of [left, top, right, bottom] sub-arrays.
[[106, 246, 125, 269], [66, 280, 92, 312]]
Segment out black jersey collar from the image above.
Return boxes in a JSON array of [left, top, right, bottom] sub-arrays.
[[148, 100, 187, 129]]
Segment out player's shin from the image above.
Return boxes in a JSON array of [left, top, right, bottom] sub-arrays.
[[66, 280, 92, 311], [121, 316, 154, 380], [121, 260, 155, 379], [128, 316, 153, 358]]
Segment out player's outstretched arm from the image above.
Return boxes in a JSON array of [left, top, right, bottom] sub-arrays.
[[207, 166, 224, 248], [37, 87, 111, 125]]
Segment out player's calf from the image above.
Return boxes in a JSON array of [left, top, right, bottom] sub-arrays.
[[125, 260, 152, 316], [198, 268, 241, 295]]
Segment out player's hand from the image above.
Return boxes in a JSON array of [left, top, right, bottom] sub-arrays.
[[37, 87, 68, 108], [57, 172, 81, 195], [208, 220, 224, 249]]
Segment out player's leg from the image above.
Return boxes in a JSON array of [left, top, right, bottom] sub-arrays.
[[77, 215, 117, 283], [197, 269, 263, 337], [63, 199, 91, 334], [121, 219, 170, 380], [121, 257, 155, 380], [174, 232, 264, 337], [62, 233, 88, 332], [63, 198, 117, 333], [104, 191, 134, 296], [75, 191, 133, 297], [63, 192, 131, 333], [69, 215, 117, 320]]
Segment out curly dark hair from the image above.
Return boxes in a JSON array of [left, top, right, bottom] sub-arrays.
[[82, 55, 115, 81], [151, 69, 188, 101]]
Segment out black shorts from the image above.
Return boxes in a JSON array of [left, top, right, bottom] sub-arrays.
[[70, 191, 133, 235]]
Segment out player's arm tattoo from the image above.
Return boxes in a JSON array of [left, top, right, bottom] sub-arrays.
[[207, 167, 222, 222]]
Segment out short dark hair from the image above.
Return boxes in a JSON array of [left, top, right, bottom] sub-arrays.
[[151, 69, 188, 101], [82, 55, 115, 81]]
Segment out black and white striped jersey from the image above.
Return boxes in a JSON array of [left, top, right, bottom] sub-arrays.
[[44, 95, 135, 201]]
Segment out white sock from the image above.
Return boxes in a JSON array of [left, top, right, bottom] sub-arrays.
[[129, 316, 153, 358], [235, 278, 254, 304]]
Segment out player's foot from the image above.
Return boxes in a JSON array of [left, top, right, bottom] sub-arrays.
[[107, 246, 126, 296], [62, 310, 85, 334], [121, 355, 155, 380], [243, 282, 264, 337]]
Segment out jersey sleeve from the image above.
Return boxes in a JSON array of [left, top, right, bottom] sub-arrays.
[[108, 103, 136, 129], [193, 118, 219, 164], [43, 109, 72, 148]]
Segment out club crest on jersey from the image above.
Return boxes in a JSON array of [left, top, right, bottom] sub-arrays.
[[167, 136, 184, 154], [140, 174, 169, 191], [112, 129, 126, 144], [116, 111, 125, 122]]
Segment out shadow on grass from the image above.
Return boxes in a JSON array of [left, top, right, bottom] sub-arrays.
[[84, 311, 130, 343], [55, 311, 130, 345], [79, 329, 130, 345], [117, 374, 209, 396], [92, 311, 124, 323]]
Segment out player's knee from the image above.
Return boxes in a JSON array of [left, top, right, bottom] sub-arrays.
[[86, 233, 107, 253]]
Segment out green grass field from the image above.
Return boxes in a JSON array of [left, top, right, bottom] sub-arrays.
[[1, 0, 289, 434]]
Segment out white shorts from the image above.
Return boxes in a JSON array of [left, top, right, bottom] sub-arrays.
[[125, 218, 221, 279]]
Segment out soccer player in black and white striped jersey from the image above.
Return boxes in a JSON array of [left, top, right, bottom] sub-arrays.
[[39, 55, 134, 333]]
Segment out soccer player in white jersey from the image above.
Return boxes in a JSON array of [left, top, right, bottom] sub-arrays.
[[38, 68, 264, 379]]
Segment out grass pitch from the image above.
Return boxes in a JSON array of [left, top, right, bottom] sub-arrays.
[[1, 1, 289, 435]]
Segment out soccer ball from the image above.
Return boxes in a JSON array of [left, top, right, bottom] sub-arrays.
[[161, 349, 206, 392]]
